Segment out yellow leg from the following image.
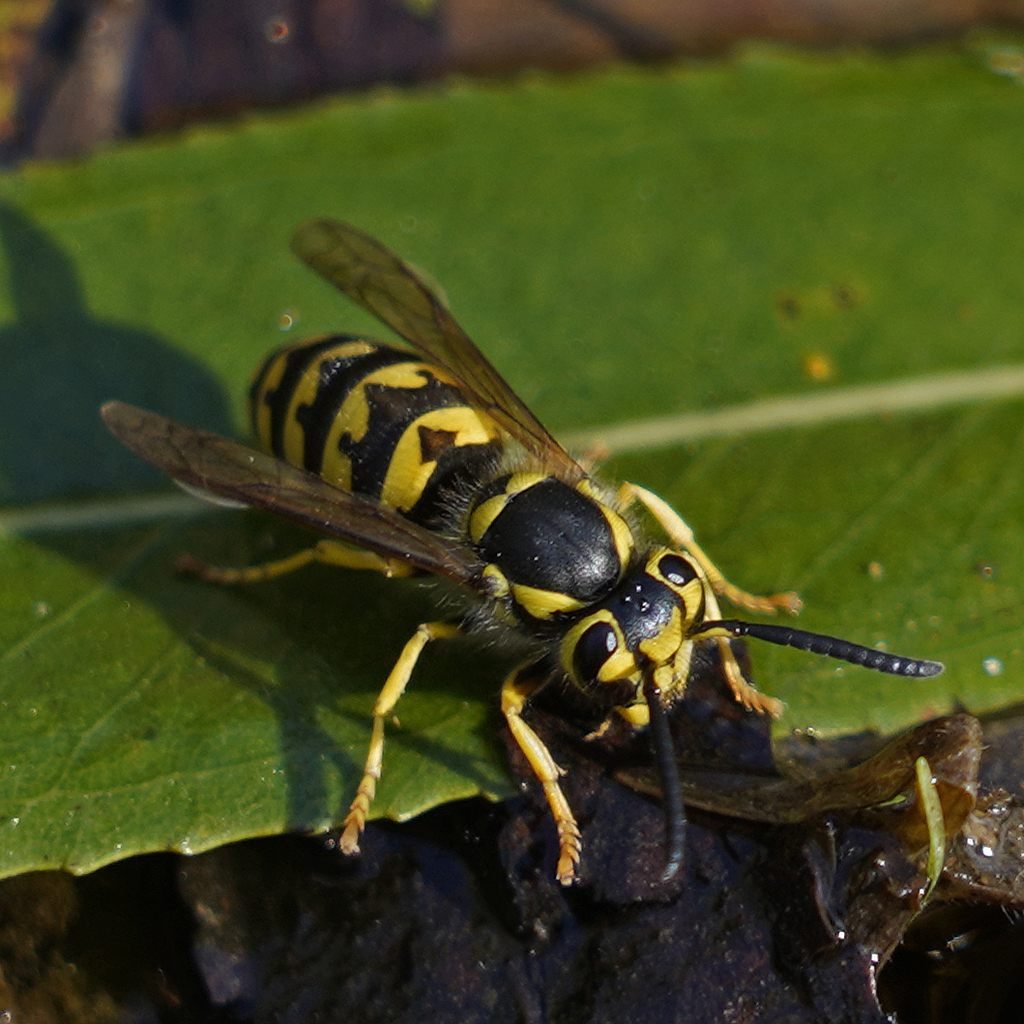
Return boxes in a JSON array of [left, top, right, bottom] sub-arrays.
[[177, 539, 418, 584], [340, 620, 463, 854], [618, 482, 802, 616], [714, 637, 782, 716], [621, 482, 785, 716], [697, 587, 784, 717], [501, 666, 582, 885]]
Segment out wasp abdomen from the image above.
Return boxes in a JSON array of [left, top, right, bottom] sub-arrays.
[[249, 336, 502, 527]]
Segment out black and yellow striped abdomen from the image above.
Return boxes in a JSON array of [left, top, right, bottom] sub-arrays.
[[249, 335, 503, 528]]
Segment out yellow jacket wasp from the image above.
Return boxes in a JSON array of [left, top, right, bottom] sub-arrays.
[[102, 219, 943, 884]]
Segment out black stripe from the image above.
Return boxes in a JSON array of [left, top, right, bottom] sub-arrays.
[[293, 345, 411, 474], [250, 335, 347, 459], [339, 369, 480, 499]]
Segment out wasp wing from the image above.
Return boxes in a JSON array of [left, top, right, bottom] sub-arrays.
[[101, 401, 483, 588], [291, 218, 584, 483]]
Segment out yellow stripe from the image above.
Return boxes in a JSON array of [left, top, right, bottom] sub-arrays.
[[381, 407, 497, 512], [511, 583, 588, 620], [615, 702, 649, 727], [505, 471, 549, 495], [600, 505, 634, 569], [481, 564, 510, 599], [251, 352, 288, 450], [332, 360, 444, 447], [574, 479, 634, 569], [281, 339, 377, 467], [468, 492, 507, 544], [468, 472, 553, 544]]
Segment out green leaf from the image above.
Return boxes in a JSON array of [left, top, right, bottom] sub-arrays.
[[2, 34, 1024, 878]]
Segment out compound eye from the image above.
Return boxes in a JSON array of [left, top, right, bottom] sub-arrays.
[[572, 621, 619, 686], [658, 554, 698, 588]]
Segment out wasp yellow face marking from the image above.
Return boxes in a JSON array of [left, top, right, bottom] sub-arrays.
[[561, 611, 637, 685], [615, 697, 650, 728], [637, 605, 684, 665], [646, 551, 705, 630]]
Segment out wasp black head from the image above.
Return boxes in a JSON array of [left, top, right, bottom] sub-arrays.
[[560, 549, 707, 695]]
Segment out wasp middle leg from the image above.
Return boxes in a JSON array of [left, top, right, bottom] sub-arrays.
[[177, 539, 419, 583]]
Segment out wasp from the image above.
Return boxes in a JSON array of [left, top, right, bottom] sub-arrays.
[[102, 220, 944, 884]]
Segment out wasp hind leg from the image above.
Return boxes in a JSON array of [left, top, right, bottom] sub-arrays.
[[620, 482, 788, 717], [340, 620, 463, 855], [177, 539, 418, 584], [501, 665, 582, 885]]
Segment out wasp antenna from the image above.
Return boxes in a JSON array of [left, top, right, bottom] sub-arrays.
[[643, 673, 686, 882], [706, 620, 944, 678]]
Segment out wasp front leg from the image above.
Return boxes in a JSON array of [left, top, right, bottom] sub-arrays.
[[620, 482, 788, 716], [340, 620, 464, 854], [501, 665, 582, 885], [619, 482, 801, 616]]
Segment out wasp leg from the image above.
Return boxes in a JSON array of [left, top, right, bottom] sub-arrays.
[[340, 620, 463, 855], [690, 608, 784, 717], [621, 483, 787, 716], [177, 539, 418, 584], [501, 666, 582, 885], [620, 482, 802, 615]]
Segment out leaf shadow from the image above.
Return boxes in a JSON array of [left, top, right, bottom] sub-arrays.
[[0, 208, 441, 857], [0, 202, 231, 503], [171, 570, 512, 835]]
